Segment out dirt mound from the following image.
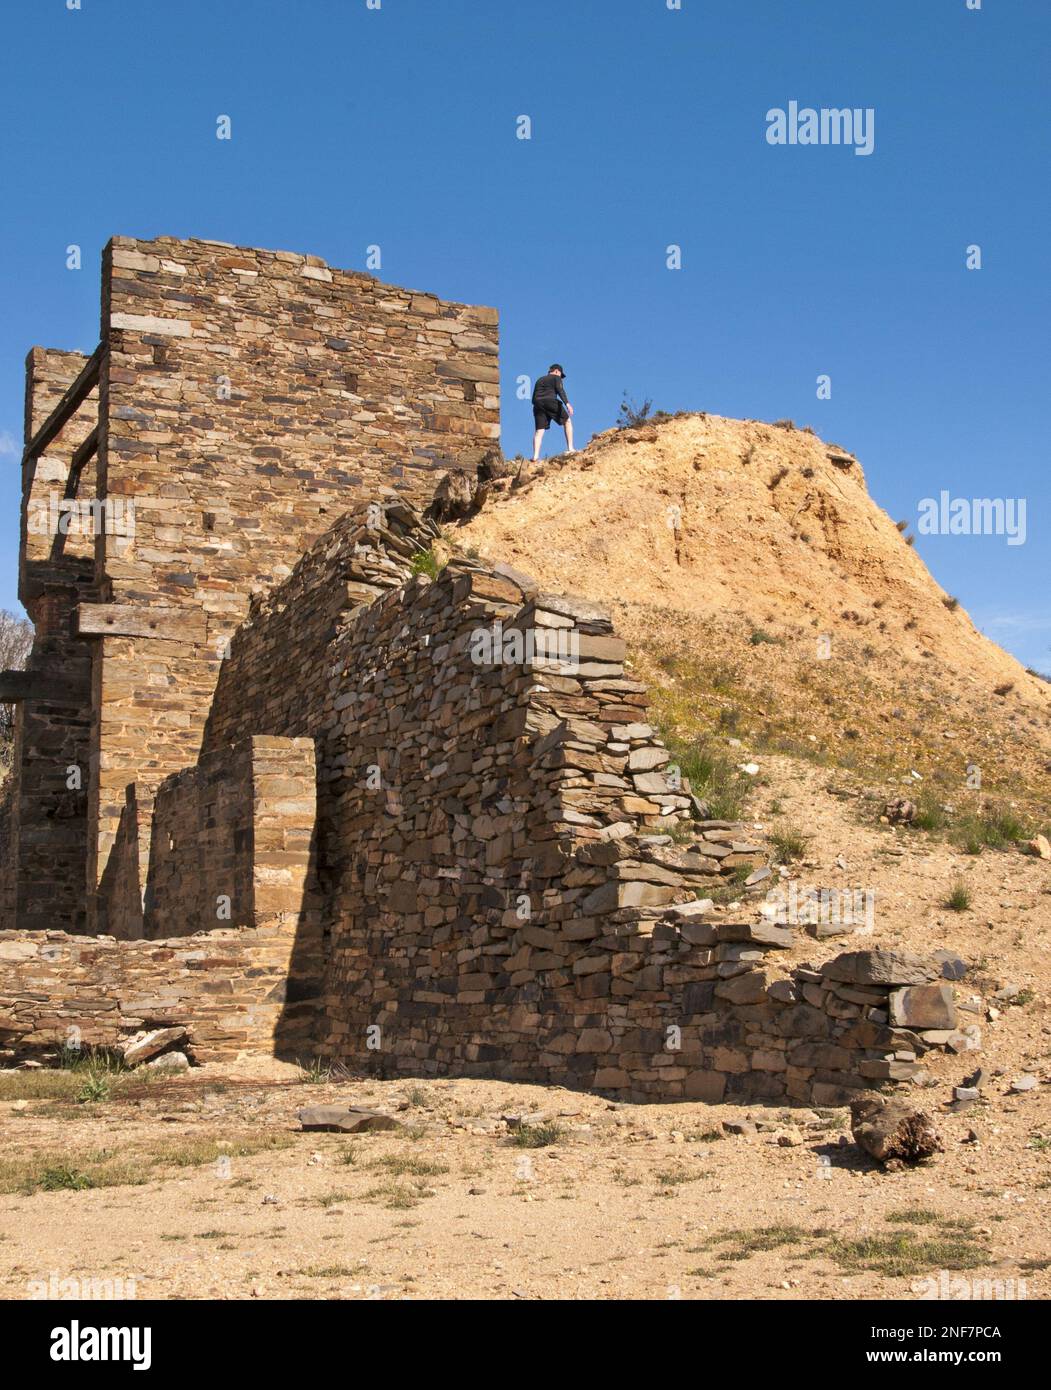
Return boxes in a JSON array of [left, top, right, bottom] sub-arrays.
[[460, 414, 1045, 703], [457, 414, 1050, 822]]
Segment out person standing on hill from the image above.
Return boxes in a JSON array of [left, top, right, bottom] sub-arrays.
[[531, 363, 574, 461]]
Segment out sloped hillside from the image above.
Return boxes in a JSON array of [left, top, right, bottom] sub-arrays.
[[455, 414, 1050, 821]]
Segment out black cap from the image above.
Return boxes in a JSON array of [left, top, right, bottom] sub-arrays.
[[548, 362, 565, 375]]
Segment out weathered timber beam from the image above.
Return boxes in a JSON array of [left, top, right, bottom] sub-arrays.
[[48, 425, 103, 564], [75, 604, 207, 644], [0, 670, 84, 704], [65, 425, 100, 498], [22, 345, 103, 464]]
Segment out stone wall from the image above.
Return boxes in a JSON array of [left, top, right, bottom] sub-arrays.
[[0, 920, 310, 1064], [4, 349, 99, 934], [202, 498, 440, 751], [299, 553, 960, 1104], [168, 501, 964, 1103], [95, 735, 319, 949], [85, 235, 499, 922], [142, 735, 318, 941], [0, 497, 962, 1102]]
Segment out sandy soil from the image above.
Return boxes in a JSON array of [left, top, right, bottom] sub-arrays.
[[1, 1068, 1046, 1303]]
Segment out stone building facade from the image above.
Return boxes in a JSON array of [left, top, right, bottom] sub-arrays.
[[0, 236, 964, 1103], [2, 235, 498, 937]]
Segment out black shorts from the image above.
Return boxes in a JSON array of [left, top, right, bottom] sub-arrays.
[[533, 401, 568, 430]]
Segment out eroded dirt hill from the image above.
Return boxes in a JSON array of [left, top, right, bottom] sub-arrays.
[[455, 414, 1051, 823]]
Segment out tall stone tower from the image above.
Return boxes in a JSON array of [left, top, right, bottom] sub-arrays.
[[2, 235, 499, 935]]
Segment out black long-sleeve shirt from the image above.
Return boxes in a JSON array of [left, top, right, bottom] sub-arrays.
[[532, 373, 568, 407]]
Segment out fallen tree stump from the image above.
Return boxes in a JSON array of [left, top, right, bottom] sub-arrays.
[[850, 1095, 943, 1168]]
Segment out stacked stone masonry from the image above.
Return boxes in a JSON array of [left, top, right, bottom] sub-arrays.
[[1, 236, 963, 1102], [1, 349, 98, 933], [0, 923, 309, 1063]]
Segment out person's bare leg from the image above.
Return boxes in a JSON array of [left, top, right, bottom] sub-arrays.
[[563, 417, 575, 453], [532, 428, 544, 462]]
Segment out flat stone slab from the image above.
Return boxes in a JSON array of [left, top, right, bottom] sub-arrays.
[[822, 950, 939, 988], [118, 1026, 188, 1067], [718, 921, 794, 949], [889, 983, 956, 1030], [297, 1105, 405, 1134]]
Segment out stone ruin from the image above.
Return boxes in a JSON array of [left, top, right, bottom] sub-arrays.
[[0, 236, 967, 1103]]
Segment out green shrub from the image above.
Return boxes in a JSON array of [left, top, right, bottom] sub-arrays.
[[665, 734, 749, 821], [76, 1075, 111, 1104], [910, 792, 950, 833], [945, 878, 971, 912], [409, 548, 442, 580], [509, 1122, 563, 1149], [33, 1165, 93, 1193], [769, 824, 810, 863], [952, 806, 1028, 852]]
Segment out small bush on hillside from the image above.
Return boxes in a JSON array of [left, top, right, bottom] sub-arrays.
[[771, 419, 795, 430], [910, 792, 950, 833], [942, 595, 960, 610], [35, 1165, 93, 1193], [76, 1075, 112, 1105], [945, 878, 971, 912], [661, 731, 749, 821], [617, 393, 653, 429], [509, 1122, 563, 1149], [769, 824, 810, 863], [951, 805, 1028, 854]]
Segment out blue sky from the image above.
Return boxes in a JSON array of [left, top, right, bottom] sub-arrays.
[[1, 0, 1047, 667]]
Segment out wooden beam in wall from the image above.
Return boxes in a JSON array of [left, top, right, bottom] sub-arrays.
[[64, 425, 100, 498], [22, 344, 104, 464], [75, 604, 208, 644], [47, 425, 103, 564], [0, 670, 83, 704]]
